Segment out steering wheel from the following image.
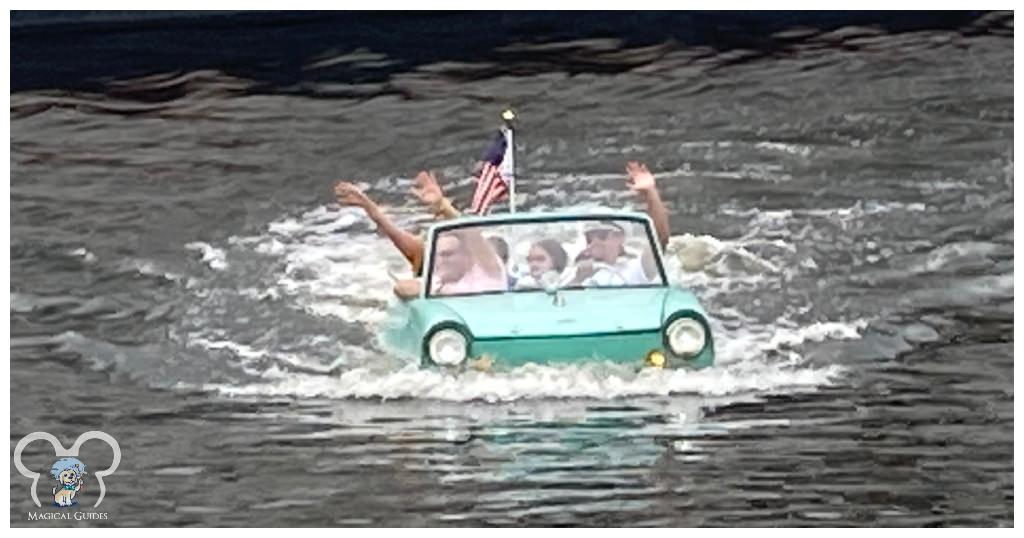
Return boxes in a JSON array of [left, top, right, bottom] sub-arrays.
[[584, 262, 629, 286]]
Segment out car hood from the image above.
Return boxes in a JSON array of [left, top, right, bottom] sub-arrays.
[[433, 287, 669, 339]]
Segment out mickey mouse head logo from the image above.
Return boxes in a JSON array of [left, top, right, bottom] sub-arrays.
[[13, 431, 121, 508]]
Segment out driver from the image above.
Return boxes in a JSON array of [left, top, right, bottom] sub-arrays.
[[568, 221, 657, 286]]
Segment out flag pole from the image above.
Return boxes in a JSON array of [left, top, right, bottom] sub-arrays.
[[501, 109, 516, 213]]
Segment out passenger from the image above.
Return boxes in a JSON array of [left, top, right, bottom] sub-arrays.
[[486, 236, 518, 289], [432, 230, 508, 296], [335, 172, 461, 300], [528, 239, 569, 279], [569, 221, 655, 286], [522, 239, 570, 286], [334, 171, 462, 277], [514, 239, 570, 289]]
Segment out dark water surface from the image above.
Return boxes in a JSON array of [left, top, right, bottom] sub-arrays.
[[10, 13, 1013, 526]]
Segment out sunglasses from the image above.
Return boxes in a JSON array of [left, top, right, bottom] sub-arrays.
[[585, 230, 612, 242], [526, 254, 550, 264]]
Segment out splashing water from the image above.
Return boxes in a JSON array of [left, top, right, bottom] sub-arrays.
[[163, 194, 869, 402]]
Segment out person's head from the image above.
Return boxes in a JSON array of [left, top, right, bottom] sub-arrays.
[[487, 236, 510, 264], [528, 239, 569, 278], [584, 221, 626, 263], [435, 233, 472, 283]]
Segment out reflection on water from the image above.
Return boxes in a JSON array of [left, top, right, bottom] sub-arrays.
[[10, 13, 1013, 526]]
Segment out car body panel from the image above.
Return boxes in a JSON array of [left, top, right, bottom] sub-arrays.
[[382, 210, 715, 369], [472, 330, 664, 366]]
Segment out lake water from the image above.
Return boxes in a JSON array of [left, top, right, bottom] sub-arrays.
[[10, 11, 1013, 526]]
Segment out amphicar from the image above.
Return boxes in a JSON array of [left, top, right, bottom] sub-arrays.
[[383, 210, 714, 370]]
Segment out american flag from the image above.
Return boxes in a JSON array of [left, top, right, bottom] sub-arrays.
[[469, 129, 513, 215]]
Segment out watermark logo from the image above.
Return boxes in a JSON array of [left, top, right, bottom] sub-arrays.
[[50, 457, 87, 507], [13, 431, 121, 508]]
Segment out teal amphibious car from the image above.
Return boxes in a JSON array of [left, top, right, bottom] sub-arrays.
[[383, 210, 714, 370]]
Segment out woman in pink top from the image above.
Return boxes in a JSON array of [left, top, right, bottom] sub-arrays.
[[431, 231, 508, 296]]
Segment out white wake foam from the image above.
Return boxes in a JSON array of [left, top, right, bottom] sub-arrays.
[[175, 199, 870, 402], [206, 360, 845, 402], [185, 241, 229, 271]]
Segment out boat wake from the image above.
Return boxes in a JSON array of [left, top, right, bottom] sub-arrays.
[[152, 196, 871, 402]]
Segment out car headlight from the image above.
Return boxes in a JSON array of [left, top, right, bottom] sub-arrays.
[[427, 328, 468, 366], [665, 317, 706, 357]]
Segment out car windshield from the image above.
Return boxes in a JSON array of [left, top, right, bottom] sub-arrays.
[[426, 217, 666, 297]]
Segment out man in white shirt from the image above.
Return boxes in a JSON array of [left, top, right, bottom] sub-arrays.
[[570, 221, 658, 286]]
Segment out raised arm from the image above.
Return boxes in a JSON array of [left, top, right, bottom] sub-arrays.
[[458, 229, 504, 277], [626, 161, 670, 249], [335, 181, 426, 273], [412, 170, 462, 220]]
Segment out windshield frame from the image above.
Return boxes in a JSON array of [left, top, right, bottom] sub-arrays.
[[423, 213, 669, 299]]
